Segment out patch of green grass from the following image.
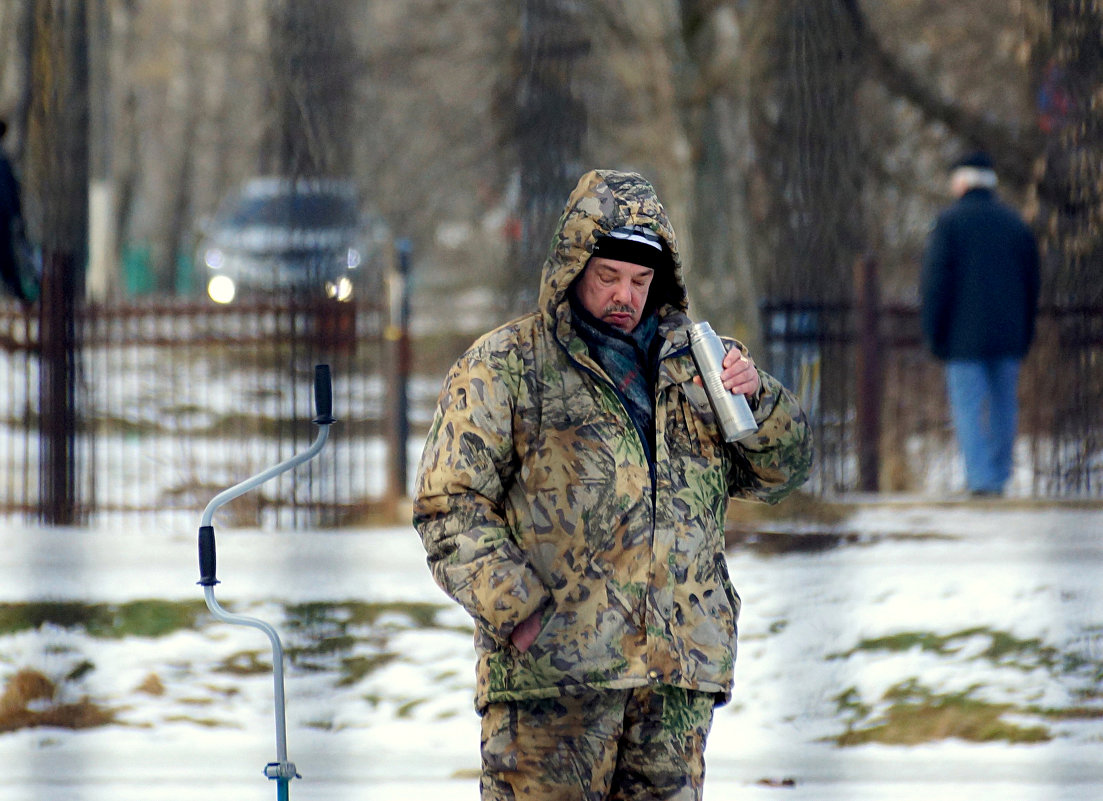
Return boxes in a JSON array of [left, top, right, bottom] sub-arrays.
[[395, 698, 426, 719], [97, 600, 208, 639], [282, 601, 455, 674], [833, 627, 1061, 671], [345, 600, 450, 630], [177, 696, 216, 707], [833, 686, 872, 722], [215, 650, 271, 675], [338, 653, 399, 687], [285, 600, 451, 631], [0, 598, 464, 697], [0, 600, 207, 638], [1072, 683, 1103, 702], [833, 679, 1051, 746], [980, 630, 1058, 668], [1027, 704, 1103, 721], [66, 660, 95, 682], [163, 714, 232, 728], [286, 635, 358, 668], [0, 602, 102, 634], [0, 599, 456, 641], [832, 629, 977, 659]]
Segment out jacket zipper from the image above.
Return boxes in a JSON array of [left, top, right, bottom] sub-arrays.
[[554, 336, 656, 487], [554, 334, 692, 504], [555, 331, 694, 663]]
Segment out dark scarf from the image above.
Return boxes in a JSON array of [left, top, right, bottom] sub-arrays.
[[569, 290, 661, 459]]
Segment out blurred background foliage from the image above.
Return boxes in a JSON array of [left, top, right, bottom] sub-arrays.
[[3, 0, 1091, 340], [0, 0, 1099, 509]]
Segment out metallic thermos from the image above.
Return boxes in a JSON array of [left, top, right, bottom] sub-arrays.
[[688, 321, 759, 443]]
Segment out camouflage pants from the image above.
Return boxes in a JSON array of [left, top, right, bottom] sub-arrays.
[[480, 685, 715, 801]]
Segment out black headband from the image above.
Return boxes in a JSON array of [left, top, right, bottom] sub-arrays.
[[591, 225, 670, 272]]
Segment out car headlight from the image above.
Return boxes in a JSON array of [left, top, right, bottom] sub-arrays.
[[325, 276, 354, 302], [346, 248, 361, 269], [204, 248, 224, 269], [208, 275, 236, 304]]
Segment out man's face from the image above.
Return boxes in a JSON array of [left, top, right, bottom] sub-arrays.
[[575, 257, 654, 333]]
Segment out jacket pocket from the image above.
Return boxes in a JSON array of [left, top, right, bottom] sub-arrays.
[[508, 601, 556, 656], [675, 381, 727, 460], [714, 553, 741, 623], [663, 384, 702, 457]]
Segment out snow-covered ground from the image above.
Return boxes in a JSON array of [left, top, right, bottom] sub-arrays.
[[0, 501, 1101, 800]]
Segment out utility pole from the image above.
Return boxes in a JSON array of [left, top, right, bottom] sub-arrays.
[[26, 0, 90, 524]]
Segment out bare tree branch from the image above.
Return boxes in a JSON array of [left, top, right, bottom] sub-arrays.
[[839, 0, 1044, 189]]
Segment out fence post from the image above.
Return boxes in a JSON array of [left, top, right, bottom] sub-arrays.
[[385, 239, 412, 514], [854, 255, 882, 493]]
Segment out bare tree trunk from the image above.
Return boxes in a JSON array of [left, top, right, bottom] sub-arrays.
[[750, 0, 866, 303], [688, 97, 762, 343], [838, 0, 1044, 192], [261, 0, 357, 178], [505, 0, 589, 314], [86, 0, 116, 302], [745, 0, 868, 493], [677, 1, 762, 348], [26, 0, 90, 524], [0, 0, 35, 163], [107, 1, 140, 298], [1031, 0, 1103, 494], [161, 4, 201, 294]]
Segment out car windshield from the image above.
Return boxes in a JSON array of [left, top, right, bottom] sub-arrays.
[[224, 191, 359, 228]]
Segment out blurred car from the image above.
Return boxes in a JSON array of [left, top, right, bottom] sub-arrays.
[[196, 177, 385, 304]]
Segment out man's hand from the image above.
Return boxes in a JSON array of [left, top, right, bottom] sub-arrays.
[[695, 348, 760, 398], [510, 611, 543, 652], [723, 348, 760, 398]]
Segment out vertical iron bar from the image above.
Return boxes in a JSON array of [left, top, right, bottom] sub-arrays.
[[854, 256, 882, 493]]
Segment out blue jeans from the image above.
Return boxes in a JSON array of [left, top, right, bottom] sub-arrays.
[[945, 358, 1021, 494]]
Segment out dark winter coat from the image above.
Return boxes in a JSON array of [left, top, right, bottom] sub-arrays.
[[921, 188, 1040, 361], [0, 150, 24, 298]]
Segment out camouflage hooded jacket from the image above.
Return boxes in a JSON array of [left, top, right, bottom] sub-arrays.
[[414, 170, 812, 711]]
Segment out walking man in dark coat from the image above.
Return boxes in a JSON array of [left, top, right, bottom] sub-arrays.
[[921, 151, 1040, 497], [0, 118, 36, 303]]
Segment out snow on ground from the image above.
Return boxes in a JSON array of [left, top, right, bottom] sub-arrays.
[[0, 501, 1101, 800]]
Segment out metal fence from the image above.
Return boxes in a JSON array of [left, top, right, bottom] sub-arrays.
[[0, 295, 432, 526], [763, 299, 1103, 498], [2, 293, 1100, 526]]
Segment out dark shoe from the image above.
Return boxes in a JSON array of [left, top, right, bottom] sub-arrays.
[[969, 488, 1004, 498]]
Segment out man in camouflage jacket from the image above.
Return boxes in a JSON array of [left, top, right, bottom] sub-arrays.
[[414, 169, 813, 800]]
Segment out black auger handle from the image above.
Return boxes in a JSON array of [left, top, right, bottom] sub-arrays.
[[198, 525, 219, 586], [313, 364, 336, 425]]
